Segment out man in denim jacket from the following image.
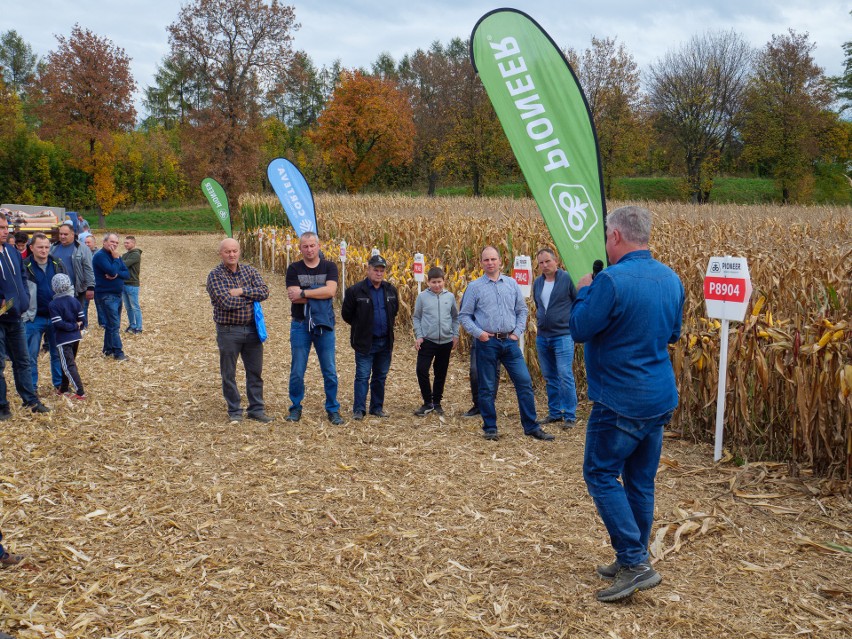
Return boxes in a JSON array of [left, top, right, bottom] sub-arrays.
[[570, 206, 684, 603]]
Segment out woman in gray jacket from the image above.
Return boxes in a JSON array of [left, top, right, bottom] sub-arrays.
[[412, 267, 459, 416]]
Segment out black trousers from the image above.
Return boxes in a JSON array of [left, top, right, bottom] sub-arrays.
[[416, 339, 453, 405], [216, 324, 264, 418]]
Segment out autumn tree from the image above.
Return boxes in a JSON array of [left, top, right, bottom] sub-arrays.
[[266, 51, 326, 130], [742, 30, 836, 202], [648, 31, 752, 203], [371, 52, 400, 82], [143, 51, 209, 130], [310, 70, 414, 193], [439, 38, 514, 196], [566, 37, 648, 199], [398, 40, 459, 195], [834, 11, 852, 114], [167, 0, 299, 211], [34, 25, 136, 224], [0, 30, 38, 97]]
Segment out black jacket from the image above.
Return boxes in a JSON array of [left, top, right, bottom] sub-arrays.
[[341, 278, 399, 354]]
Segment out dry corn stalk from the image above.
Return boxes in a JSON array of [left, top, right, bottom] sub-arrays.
[[239, 194, 851, 479]]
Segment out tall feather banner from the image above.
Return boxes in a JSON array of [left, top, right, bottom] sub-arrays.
[[471, 9, 607, 284], [267, 158, 318, 235]]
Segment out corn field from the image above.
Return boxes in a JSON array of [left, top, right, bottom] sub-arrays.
[[238, 194, 851, 479]]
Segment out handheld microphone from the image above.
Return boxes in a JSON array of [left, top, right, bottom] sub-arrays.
[[592, 259, 604, 280]]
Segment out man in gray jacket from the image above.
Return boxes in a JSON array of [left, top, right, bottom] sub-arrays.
[[532, 248, 578, 428], [50, 221, 94, 329]]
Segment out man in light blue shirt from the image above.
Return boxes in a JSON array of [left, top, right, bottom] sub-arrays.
[[459, 246, 554, 442]]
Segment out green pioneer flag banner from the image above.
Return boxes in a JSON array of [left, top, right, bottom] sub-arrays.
[[201, 177, 232, 237], [471, 9, 606, 284]]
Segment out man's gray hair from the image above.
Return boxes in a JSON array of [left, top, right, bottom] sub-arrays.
[[607, 206, 652, 245], [299, 231, 319, 243], [103, 232, 119, 242]]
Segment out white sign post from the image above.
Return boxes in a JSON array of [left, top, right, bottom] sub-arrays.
[[271, 228, 277, 273], [512, 255, 533, 357], [286, 232, 292, 270], [257, 229, 263, 270], [339, 240, 347, 303], [704, 256, 753, 462], [413, 252, 425, 294]]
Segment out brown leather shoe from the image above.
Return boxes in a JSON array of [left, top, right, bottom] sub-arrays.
[[0, 551, 24, 567]]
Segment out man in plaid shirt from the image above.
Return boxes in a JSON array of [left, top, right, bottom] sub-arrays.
[[206, 238, 272, 423]]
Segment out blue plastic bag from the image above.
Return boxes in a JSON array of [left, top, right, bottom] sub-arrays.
[[254, 301, 268, 343]]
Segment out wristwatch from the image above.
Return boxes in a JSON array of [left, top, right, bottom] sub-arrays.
[[300, 290, 306, 299]]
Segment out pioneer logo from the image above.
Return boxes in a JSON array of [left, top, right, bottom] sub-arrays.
[[550, 183, 599, 243]]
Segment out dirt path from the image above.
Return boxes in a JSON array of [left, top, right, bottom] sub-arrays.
[[0, 235, 849, 638]]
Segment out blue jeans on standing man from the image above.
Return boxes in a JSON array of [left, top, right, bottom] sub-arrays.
[[583, 403, 674, 567], [122, 284, 142, 331], [0, 320, 39, 409], [94, 296, 107, 328], [25, 315, 63, 389], [536, 333, 577, 421], [289, 320, 339, 413], [99, 293, 124, 358], [353, 336, 391, 414], [475, 336, 538, 435]]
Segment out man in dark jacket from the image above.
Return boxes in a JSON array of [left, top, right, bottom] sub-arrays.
[[92, 233, 130, 361], [341, 254, 398, 420], [532, 248, 578, 428], [23, 233, 67, 393], [0, 220, 50, 417]]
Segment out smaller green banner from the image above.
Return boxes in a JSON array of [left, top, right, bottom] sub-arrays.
[[201, 177, 232, 238]]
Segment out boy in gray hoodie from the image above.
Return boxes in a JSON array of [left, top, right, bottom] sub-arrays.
[[412, 267, 459, 416]]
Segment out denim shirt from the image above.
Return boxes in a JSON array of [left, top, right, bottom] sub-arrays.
[[569, 250, 684, 419]]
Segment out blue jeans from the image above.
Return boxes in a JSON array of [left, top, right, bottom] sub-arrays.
[[353, 337, 392, 414], [476, 337, 538, 434], [289, 320, 339, 413], [94, 296, 107, 328], [0, 320, 39, 408], [536, 333, 577, 421], [25, 315, 63, 389], [122, 285, 142, 331], [99, 293, 124, 358], [583, 403, 674, 567]]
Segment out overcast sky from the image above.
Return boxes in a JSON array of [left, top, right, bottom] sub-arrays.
[[5, 0, 849, 115]]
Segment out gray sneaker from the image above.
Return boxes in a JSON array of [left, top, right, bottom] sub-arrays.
[[413, 403, 434, 416], [327, 411, 344, 425], [596, 560, 621, 581], [284, 408, 302, 422], [596, 561, 661, 603], [562, 420, 576, 430]]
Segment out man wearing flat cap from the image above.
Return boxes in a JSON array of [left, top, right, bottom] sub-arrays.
[[341, 254, 399, 420]]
